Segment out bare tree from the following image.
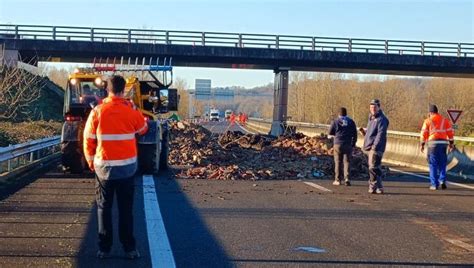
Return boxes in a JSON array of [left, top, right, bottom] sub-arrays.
[[40, 64, 71, 88], [0, 51, 45, 121], [172, 77, 190, 119], [287, 73, 473, 136]]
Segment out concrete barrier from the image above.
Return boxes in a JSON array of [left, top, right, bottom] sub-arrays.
[[247, 118, 474, 181]]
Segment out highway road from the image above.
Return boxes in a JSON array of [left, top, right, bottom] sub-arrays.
[[0, 120, 473, 267]]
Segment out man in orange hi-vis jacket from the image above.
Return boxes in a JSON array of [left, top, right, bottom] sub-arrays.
[[229, 112, 236, 126], [84, 75, 148, 259], [420, 104, 455, 191]]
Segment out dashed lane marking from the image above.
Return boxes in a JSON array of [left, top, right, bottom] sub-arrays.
[[303, 181, 332, 192], [444, 239, 474, 252]]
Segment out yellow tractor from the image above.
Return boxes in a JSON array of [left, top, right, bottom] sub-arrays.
[[121, 65, 178, 174], [61, 68, 107, 173], [61, 60, 178, 174]]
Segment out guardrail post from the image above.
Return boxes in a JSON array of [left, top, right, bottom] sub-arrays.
[[385, 40, 388, 54], [90, 28, 94, 42], [348, 38, 352, 52], [202, 32, 205, 46], [457, 43, 461, 57], [239, 34, 243, 48], [30, 152, 34, 162], [276, 35, 279, 49], [312, 37, 316, 51], [52, 26, 56, 40], [7, 159, 11, 172], [128, 29, 132, 44], [421, 41, 424, 55], [14, 25, 19, 39], [165, 31, 170, 45]]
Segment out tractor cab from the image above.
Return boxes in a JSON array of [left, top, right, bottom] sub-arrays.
[[63, 68, 107, 121], [122, 64, 178, 120]]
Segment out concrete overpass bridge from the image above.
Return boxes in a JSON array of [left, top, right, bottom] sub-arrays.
[[1, 24, 473, 135]]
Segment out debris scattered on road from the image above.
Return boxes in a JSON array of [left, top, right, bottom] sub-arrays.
[[169, 122, 379, 180]]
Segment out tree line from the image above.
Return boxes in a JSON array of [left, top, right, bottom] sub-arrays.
[[287, 73, 474, 136]]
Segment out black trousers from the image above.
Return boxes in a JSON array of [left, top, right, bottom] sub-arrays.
[[333, 144, 353, 181], [95, 175, 136, 252]]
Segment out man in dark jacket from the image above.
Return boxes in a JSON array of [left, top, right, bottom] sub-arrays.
[[360, 99, 389, 194], [329, 107, 358, 186]]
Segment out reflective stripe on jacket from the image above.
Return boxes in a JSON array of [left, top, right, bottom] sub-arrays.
[[83, 96, 148, 179], [420, 113, 454, 145]]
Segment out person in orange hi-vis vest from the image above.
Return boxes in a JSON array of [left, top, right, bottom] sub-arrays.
[[83, 75, 148, 259], [420, 104, 455, 191], [239, 112, 245, 126], [229, 112, 236, 126]]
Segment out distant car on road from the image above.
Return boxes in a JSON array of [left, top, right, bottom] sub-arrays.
[[225, 109, 232, 119], [210, 108, 220, 121]]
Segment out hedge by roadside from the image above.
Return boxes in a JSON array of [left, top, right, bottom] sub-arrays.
[[0, 121, 62, 147]]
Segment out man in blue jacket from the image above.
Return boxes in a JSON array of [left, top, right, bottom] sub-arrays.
[[329, 107, 357, 186], [360, 99, 389, 194]]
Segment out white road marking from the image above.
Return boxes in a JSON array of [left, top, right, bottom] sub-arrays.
[[143, 175, 176, 268], [303, 181, 332, 192], [390, 168, 474, 190], [236, 123, 255, 134], [444, 239, 474, 252], [293, 246, 326, 253]]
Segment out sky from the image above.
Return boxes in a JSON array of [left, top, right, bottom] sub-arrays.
[[1, 0, 473, 88]]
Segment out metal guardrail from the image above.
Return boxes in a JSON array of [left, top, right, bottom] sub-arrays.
[[248, 118, 474, 144], [0, 136, 60, 174], [0, 24, 473, 57]]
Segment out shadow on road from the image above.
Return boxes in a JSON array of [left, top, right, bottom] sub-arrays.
[[231, 258, 474, 267], [75, 169, 233, 268], [154, 169, 234, 268]]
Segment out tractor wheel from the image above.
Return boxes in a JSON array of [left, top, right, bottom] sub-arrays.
[[159, 139, 169, 171], [61, 141, 85, 174], [138, 143, 160, 175]]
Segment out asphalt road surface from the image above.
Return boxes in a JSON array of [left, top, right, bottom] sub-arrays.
[[0, 120, 473, 267]]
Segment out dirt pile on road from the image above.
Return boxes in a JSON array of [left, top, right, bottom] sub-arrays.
[[169, 122, 371, 180]]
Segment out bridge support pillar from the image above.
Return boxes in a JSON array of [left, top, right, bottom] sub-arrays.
[[270, 68, 289, 136], [0, 45, 19, 68]]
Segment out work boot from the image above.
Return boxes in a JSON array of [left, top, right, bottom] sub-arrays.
[[429, 185, 437, 191], [332, 180, 341, 186], [440, 183, 447, 190], [125, 249, 140, 259], [368, 184, 376, 194], [96, 250, 111, 259], [344, 180, 351, 186]]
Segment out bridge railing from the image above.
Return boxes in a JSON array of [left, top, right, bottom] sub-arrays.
[[1, 24, 473, 57], [0, 136, 61, 176]]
